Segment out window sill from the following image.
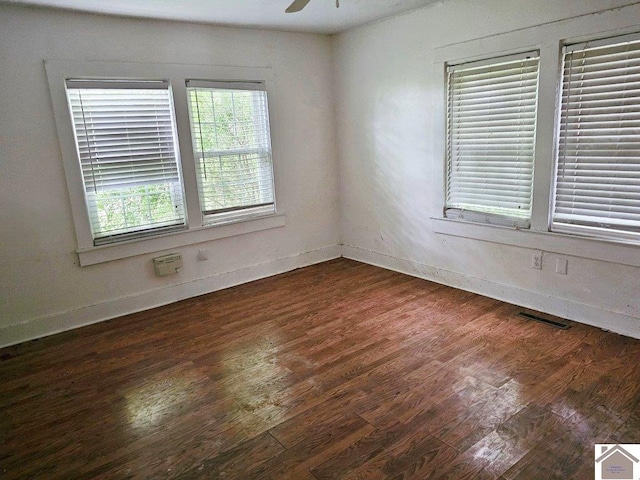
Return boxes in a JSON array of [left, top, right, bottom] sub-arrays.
[[77, 213, 286, 266], [432, 217, 640, 267]]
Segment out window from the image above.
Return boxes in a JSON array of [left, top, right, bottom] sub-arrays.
[[186, 80, 275, 224], [553, 35, 640, 243], [66, 80, 186, 245], [445, 52, 540, 228], [46, 60, 284, 265]]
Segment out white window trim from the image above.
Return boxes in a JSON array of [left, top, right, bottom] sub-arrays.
[[431, 8, 640, 267], [45, 60, 286, 266]]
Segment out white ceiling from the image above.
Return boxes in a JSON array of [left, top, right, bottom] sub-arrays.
[[4, 0, 443, 34]]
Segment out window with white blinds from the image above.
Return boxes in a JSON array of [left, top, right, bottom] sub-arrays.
[[186, 80, 275, 223], [66, 80, 186, 245], [446, 52, 540, 228], [553, 35, 640, 243]]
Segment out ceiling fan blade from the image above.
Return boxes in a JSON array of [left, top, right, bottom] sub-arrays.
[[285, 0, 312, 13]]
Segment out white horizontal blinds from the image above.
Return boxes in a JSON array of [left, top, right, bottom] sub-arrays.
[[553, 37, 640, 242], [186, 80, 275, 222], [446, 53, 539, 227], [66, 80, 186, 244]]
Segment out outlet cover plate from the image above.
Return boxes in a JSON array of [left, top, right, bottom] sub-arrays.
[[532, 251, 543, 270]]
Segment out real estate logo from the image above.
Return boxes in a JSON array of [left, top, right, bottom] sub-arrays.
[[595, 444, 640, 480]]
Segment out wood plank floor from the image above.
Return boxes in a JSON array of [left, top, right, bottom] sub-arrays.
[[1, 258, 639, 479]]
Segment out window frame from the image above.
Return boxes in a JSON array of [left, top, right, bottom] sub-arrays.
[[431, 14, 640, 267], [65, 79, 188, 244], [185, 80, 277, 225], [551, 33, 640, 244], [46, 60, 286, 266], [445, 51, 541, 228]]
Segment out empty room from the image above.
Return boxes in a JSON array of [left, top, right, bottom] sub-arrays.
[[1, 0, 640, 478]]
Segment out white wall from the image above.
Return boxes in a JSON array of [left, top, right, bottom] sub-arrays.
[[335, 0, 640, 339], [0, 4, 341, 346]]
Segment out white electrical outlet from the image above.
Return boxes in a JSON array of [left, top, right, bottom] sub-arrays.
[[532, 251, 543, 270], [556, 258, 568, 275]]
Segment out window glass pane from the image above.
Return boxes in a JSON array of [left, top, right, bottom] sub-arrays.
[[186, 84, 275, 222], [66, 83, 186, 244], [553, 36, 640, 243], [446, 54, 540, 227]]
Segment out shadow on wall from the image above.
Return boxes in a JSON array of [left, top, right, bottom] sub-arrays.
[[368, 78, 527, 286], [370, 81, 433, 261]]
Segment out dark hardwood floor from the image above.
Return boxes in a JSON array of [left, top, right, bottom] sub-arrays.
[[1, 258, 639, 479]]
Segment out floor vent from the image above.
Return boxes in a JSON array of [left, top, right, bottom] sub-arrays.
[[517, 312, 570, 330]]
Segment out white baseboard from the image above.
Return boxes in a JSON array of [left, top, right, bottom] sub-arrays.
[[4, 243, 638, 348], [343, 244, 640, 340], [0, 245, 342, 348]]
